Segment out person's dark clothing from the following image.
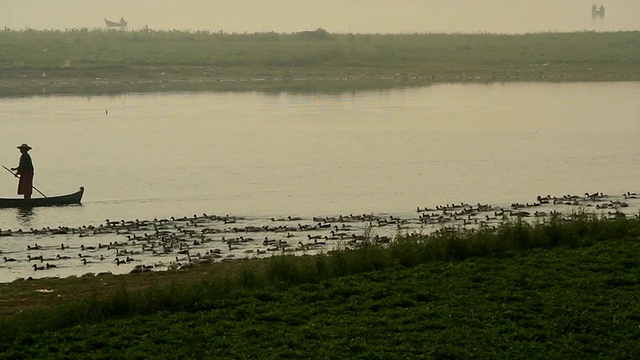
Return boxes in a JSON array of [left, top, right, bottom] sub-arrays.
[[16, 153, 34, 175], [16, 153, 34, 197]]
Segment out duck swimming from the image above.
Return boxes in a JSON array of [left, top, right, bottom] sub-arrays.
[[27, 255, 44, 262]]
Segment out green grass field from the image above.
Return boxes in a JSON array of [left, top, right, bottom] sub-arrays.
[[1, 214, 639, 358], [0, 29, 639, 96]]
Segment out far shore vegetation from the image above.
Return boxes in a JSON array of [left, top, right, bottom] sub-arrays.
[[0, 28, 639, 96], [0, 212, 639, 357]]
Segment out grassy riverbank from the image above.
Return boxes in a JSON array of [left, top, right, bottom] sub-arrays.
[[1, 213, 638, 358], [0, 29, 639, 96]]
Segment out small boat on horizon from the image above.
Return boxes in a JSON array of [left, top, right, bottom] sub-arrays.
[[0, 187, 84, 208], [104, 17, 127, 28]]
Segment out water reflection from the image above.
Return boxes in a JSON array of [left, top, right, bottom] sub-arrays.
[[16, 207, 35, 227]]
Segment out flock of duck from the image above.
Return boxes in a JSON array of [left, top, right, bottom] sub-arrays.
[[1, 191, 638, 282]]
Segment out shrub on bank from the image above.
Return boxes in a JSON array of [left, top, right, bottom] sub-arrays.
[[0, 29, 638, 83]]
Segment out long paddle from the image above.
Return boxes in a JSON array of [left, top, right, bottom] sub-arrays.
[[2, 165, 47, 198]]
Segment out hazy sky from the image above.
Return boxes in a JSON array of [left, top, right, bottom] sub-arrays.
[[2, 0, 639, 34]]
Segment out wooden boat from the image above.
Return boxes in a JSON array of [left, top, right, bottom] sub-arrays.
[[0, 187, 84, 208], [104, 17, 127, 28]]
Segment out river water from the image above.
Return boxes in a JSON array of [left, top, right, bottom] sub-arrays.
[[0, 81, 639, 282]]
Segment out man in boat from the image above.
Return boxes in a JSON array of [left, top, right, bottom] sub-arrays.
[[11, 143, 34, 199]]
